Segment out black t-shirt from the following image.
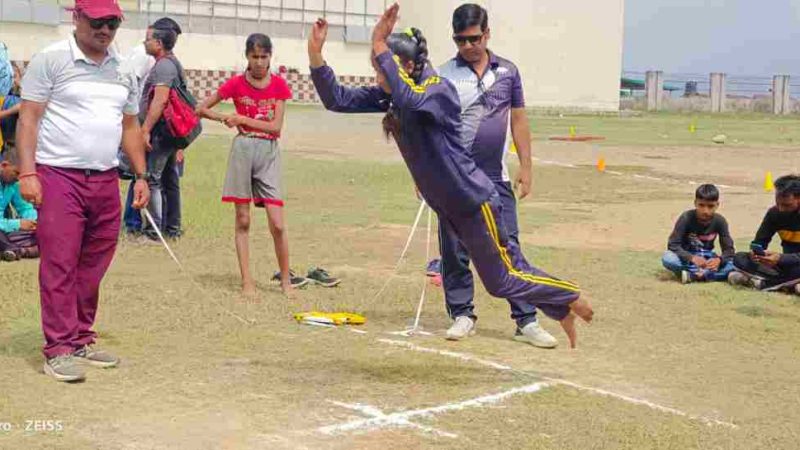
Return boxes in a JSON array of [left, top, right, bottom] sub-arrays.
[[752, 207, 800, 265], [667, 210, 735, 263]]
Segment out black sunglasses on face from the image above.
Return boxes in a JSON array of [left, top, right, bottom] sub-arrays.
[[85, 14, 121, 31], [453, 33, 484, 45]]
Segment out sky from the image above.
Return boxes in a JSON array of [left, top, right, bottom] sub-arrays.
[[624, 0, 800, 76]]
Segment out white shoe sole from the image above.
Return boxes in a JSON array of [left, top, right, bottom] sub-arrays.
[[513, 334, 558, 349], [445, 329, 476, 341], [43, 363, 86, 382], [75, 357, 120, 369], [308, 278, 341, 288]]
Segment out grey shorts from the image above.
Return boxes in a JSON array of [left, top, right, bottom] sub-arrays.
[[222, 135, 283, 207]]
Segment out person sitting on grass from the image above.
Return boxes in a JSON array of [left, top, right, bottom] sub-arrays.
[[729, 174, 800, 292], [0, 149, 38, 261], [662, 184, 735, 283]]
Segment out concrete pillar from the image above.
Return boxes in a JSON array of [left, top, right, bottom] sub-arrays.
[[710, 73, 726, 113], [773, 75, 791, 115], [645, 70, 663, 111]]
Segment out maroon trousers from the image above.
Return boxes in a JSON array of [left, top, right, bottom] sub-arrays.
[[37, 165, 120, 359]]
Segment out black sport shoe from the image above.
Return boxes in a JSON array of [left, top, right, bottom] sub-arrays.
[[271, 270, 310, 288], [1, 250, 18, 262], [306, 267, 341, 287]]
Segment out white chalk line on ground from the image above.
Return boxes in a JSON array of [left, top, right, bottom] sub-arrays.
[[319, 382, 550, 438], [532, 157, 748, 191], [376, 338, 738, 429], [377, 339, 513, 371]]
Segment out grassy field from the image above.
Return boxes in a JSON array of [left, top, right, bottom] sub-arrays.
[[1, 107, 799, 449]]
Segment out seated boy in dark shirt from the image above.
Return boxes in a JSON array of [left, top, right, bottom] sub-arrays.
[[730, 174, 800, 292], [663, 184, 735, 283]]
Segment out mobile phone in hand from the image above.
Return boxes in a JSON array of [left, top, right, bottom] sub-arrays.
[[750, 243, 766, 256]]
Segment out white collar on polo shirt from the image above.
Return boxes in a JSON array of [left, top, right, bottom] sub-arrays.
[[68, 33, 120, 66]]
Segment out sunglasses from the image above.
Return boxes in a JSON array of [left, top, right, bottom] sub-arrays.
[[82, 13, 121, 31], [453, 33, 484, 46]]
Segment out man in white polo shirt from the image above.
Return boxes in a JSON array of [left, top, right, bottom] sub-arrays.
[[16, 0, 150, 382]]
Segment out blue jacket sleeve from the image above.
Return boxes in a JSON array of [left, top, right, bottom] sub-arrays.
[[0, 217, 19, 233], [374, 51, 454, 117], [11, 184, 37, 221], [310, 64, 389, 113]]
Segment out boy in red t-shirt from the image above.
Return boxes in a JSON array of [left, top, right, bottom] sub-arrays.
[[197, 33, 299, 296]]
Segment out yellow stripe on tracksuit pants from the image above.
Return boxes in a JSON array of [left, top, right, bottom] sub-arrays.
[[479, 202, 580, 293]]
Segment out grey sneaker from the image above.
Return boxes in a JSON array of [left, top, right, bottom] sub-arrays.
[[43, 354, 86, 382], [1, 250, 18, 262], [73, 345, 120, 368], [446, 316, 476, 341], [306, 267, 341, 287], [514, 321, 558, 348], [728, 271, 749, 286]]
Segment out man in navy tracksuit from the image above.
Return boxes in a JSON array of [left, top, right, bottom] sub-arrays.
[[436, 4, 557, 347], [308, 3, 593, 347]]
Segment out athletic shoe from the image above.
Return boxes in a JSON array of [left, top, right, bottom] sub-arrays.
[[513, 321, 558, 348], [306, 267, 341, 287], [43, 354, 86, 382], [751, 277, 765, 290], [73, 345, 120, 369], [728, 271, 749, 287], [680, 270, 692, 284], [271, 270, 310, 289], [1, 250, 18, 262], [426, 259, 441, 277], [445, 316, 476, 341], [794, 284, 800, 295]]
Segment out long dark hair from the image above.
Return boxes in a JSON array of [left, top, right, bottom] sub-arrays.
[[381, 27, 429, 142]]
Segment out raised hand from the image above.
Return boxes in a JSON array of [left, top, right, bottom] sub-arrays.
[[372, 2, 399, 45], [308, 18, 328, 68], [309, 18, 328, 54]]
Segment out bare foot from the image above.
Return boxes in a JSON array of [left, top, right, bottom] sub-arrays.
[[281, 282, 294, 298], [242, 282, 257, 297], [560, 312, 577, 348]]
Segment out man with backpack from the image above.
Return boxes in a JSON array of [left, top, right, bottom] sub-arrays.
[[140, 19, 194, 241]]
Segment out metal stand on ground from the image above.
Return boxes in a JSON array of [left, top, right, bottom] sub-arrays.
[[386, 201, 434, 337], [142, 208, 252, 325]]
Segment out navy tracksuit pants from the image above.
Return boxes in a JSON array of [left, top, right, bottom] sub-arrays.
[[439, 189, 580, 323]]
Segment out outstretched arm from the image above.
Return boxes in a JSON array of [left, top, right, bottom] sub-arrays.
[[308, 18, 388, 113]]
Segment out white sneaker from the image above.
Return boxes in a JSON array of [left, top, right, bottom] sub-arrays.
[[680, 270, 692, 284], [446, 316, 475, 341], [794, 284, 800, 295], [514, 321, 558, 348]]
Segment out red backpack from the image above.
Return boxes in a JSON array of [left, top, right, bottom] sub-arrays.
[[148, 56, 202, 149]]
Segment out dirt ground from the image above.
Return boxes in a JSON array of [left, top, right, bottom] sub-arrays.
[[1, 108, 799, 449]]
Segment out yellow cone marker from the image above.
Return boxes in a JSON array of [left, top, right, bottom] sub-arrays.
[[764, 171, 775, 192], [509, 141, 517, 154], [569, 126, 577, 137], [597, 156, 606, 173], [689, 122, 696, 133]]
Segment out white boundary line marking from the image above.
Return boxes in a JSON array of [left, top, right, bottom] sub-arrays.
[[377, 339, 737, 429], [378, 339, 513, 371], [320, 382, 550, 437]]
